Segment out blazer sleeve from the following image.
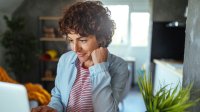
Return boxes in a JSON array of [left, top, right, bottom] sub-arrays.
[[89, 58, 128, 112]]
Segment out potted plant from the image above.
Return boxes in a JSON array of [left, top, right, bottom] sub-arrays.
[[138, 70, 200, 112], [0, 15, 39, 82]]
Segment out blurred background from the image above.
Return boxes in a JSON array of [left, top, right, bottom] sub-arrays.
[[1, 0, 200, 111]]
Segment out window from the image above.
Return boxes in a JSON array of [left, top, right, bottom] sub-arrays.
[[105, 4, 150, 47], [105, 5, 129, 45], [130, 12, 150, 47]]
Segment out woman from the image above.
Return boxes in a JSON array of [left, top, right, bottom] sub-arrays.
[[32, 1, 128, 112]]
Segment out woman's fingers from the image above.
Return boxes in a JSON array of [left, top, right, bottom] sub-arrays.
[[31, 106, 57, 112], [31, 106, 42, 112], [91, 47, 108, 64]]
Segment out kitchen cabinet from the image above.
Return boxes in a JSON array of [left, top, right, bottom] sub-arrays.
[[153, 59, 183, 94]]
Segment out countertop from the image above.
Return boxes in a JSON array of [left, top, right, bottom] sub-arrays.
[[154, 59, 183, 77]]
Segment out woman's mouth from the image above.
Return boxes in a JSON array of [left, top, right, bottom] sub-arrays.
[[77, 53, 85, 57]]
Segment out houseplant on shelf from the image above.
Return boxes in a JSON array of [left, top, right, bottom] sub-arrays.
[[138, 70, 200, 112], [0, 15, 39, 82]]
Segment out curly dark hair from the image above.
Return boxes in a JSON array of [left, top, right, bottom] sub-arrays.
[[59, 1, 115, 47]]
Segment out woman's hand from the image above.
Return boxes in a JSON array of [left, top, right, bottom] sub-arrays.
[[31, 106, 57, 112], [91, 47, 108, 64]]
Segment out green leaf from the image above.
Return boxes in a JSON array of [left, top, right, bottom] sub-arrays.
[[137, 69, 199, 112]]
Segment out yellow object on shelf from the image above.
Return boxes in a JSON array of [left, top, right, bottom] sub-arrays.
[[46, 50, 58, 59]]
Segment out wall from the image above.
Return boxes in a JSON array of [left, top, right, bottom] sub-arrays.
[[13, 0, 73, 37], [183, 0, 200, 111], [153, 0, 188, 22]]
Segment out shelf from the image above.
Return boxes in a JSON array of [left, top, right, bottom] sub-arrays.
[[39, 16, 61, 20], [41, 77, 55, 81], [38, 16, 66, 91], [40, 58, 59, 62], [40, 37, 66, 42]]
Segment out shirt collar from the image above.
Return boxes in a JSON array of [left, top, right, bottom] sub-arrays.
[[70, 52, 78, 64]]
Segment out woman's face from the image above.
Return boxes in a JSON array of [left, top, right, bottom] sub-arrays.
[[67, 32, 99, 64]]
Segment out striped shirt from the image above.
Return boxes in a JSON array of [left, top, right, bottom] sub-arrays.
[[66, 61, 94, 112]]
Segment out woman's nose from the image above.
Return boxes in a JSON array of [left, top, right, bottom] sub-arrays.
[[73, 43, 80, 52]]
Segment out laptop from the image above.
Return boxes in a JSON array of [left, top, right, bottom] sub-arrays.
[[0, 82, 30, 112]]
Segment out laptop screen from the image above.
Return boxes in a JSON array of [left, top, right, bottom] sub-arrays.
[[0, 82, 30, 112]]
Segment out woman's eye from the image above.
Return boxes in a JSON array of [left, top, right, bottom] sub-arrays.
[[68, 40, 73, 43], [80, 40, 87, 43]]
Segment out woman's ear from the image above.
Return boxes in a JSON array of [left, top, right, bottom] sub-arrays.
[[96, 37, 108, 48], [97, 40, 106, 48], [98, 42, 102, 48]]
